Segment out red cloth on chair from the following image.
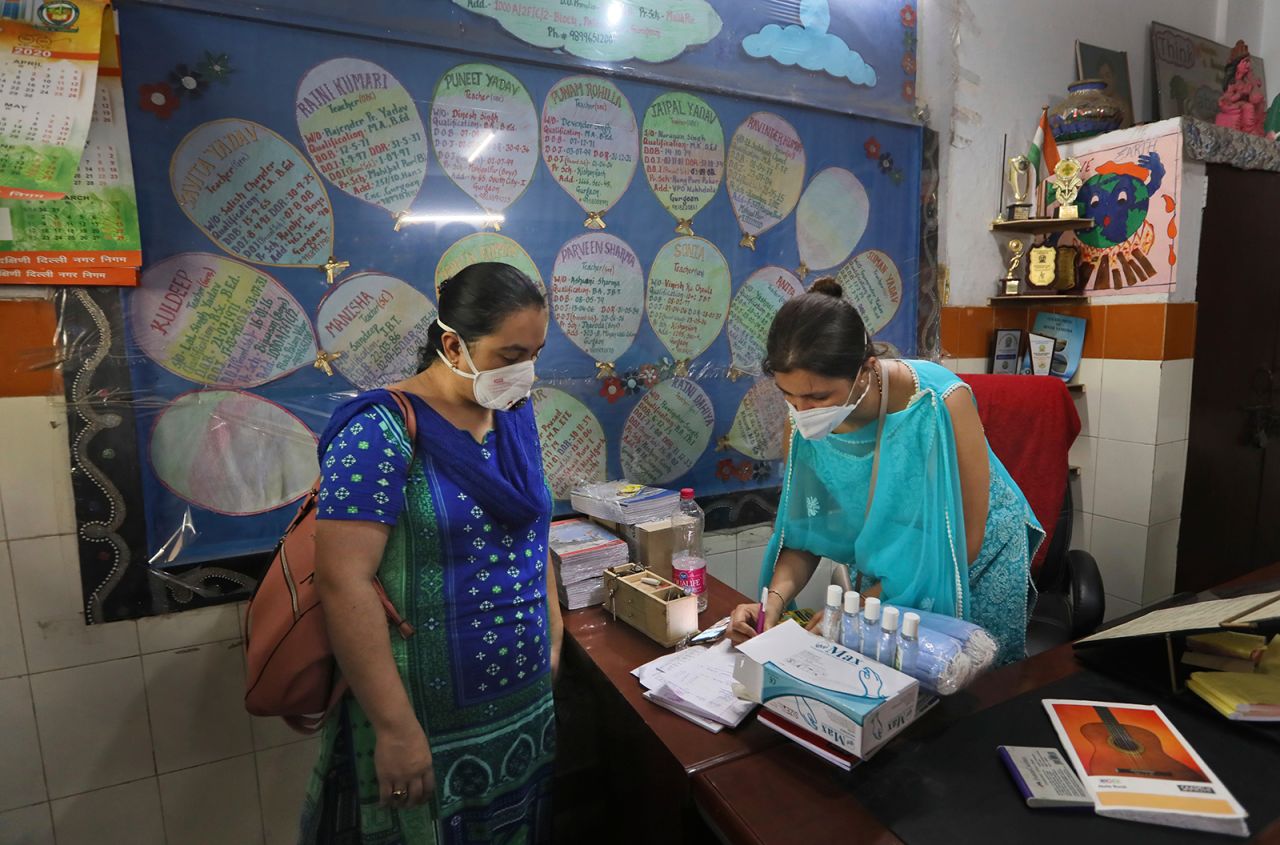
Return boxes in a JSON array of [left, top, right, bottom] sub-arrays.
[[958, 375, 1081, 576]]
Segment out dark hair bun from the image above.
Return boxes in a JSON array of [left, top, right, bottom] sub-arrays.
[[810, 276, 844, 299]]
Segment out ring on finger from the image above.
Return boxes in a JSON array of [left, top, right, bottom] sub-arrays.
[[391, 788, 408, 800]]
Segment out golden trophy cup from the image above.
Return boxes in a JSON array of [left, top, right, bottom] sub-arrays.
[[1053, 158, 1083, 219], [1006, 155, 1033, 220]]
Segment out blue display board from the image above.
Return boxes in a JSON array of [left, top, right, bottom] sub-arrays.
[[104, 2, 920, 573]]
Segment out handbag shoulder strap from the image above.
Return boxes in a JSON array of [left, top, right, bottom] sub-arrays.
[[865, 359, 890, 518], [383, 388, 419, 459]]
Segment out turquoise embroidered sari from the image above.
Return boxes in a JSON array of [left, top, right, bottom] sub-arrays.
[[758, 360, 1043, 664]]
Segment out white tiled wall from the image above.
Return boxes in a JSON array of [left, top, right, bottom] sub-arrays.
[[0, 396, 318, 844], [1069, 359, 1193, 613], [945, 354, 1193, 615]]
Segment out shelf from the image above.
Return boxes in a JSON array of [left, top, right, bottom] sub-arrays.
[[987, 294, 1089, 305], [1067, 383, 1085, 393], [990, 218, 1096, 235]]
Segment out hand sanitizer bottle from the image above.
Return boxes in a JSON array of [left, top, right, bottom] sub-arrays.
[[840, 591, 862, 650], [860, 596, 881, 655], [821, 585, 843, 642], [877, 606, 900, 665], [896, 611, 920, 675]]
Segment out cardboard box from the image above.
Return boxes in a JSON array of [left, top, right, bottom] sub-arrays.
[[733, 620, 919, 759], [632, 515, 695, 580]]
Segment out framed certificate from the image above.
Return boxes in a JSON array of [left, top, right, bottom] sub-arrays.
[[992, 328, 1023, 374]]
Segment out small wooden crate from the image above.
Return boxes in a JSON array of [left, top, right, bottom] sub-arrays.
[[602, 564, 699, 648]]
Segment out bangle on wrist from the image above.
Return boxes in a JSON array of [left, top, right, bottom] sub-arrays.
[[766, 588, 787, 610]]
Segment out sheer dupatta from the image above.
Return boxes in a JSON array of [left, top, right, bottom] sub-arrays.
[[758, 381, 971, 620]]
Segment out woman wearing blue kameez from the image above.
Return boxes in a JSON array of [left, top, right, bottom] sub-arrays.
[[729, 278, 1043, 665], [301, 263, 558, 844]]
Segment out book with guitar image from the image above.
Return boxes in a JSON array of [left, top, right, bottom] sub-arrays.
[[1044, 699, 1248, 837]]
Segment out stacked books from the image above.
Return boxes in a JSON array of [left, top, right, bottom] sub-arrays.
[[570, 481, 678, 526], [549, 518, 629, 610], [1188, 672, 1280, 721], [1180, 631, 1269, 673]]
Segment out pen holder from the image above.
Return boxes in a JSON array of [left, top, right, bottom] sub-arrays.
[[602, 564, 699, 648]]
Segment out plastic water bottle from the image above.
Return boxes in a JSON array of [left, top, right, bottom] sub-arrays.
[[841, 591, 862, 650], [860, 597, 881, 656], [671, 488, 707, 612], [896, 611, 920, 675], [821, 585, 843, 642], [877, 606, 900, 665]]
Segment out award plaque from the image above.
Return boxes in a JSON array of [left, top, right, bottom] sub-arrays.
[[992, 328, 1023, 374], [1054, 244, 1080, 290], [1053, 158, 1083, 219], [1006, 155, 1033, 221], [1028, 245, 1056, 287]]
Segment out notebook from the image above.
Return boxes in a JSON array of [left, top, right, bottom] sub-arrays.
[[1187, 672, 1280, 722]]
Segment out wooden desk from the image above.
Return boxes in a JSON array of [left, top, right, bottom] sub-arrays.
[[558, 576, 783, 844], [693, 564, 1280, 845]]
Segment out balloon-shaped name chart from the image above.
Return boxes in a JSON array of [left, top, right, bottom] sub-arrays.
[[316, 273, 437, 389], [646, 236, 730, 374], [726, 265, 803, 379], [532, 387, 608, 499], [621, 378, 715, 485], [431, 63, 539, 229], [835, 249, 903, 336], [171, 119, 337, 273], [726, 111, 805, 250], [150, 390, 318, 516], [131, 253, 318, 388], [295, 58, 427, 225], [551, 232, 644, 377], [796, 167, 870, 279], [435, 232, 544, 294], [719, 378, 789, 462], [642, 91, 724, 235], [542, 75, 638, 229]]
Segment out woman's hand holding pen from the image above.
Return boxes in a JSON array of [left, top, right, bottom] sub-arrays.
[[729, 589, 781, 643]]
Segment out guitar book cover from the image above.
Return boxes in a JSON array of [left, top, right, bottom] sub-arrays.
[[1043, 699, 1248, 837]]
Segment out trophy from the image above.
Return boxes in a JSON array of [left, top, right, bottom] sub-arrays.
[[1006, 155, 1033, 220], [1053, 158, 1083, 219], [1000, 238, 1025, 296]]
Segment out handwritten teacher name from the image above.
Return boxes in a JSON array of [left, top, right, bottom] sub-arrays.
[[647, 97, 717, 125], [547, 79, 625, 109], [557, 238, 636, 266], [322, 288, 394, 339], [148, 265, 215, 337], [296, 72, 393, 119], [744, 115, 803, 155], [438, 68, 522, 99], [174, 123, 260, 209]]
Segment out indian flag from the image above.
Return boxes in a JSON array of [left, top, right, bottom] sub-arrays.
[[1027, 107, 1060, 185]]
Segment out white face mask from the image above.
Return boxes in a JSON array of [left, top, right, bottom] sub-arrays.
[[436, 320, 536, 411], [787, 370, 873, 441]]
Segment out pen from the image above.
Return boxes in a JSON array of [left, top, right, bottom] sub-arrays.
[[755, 586, 768, 634]]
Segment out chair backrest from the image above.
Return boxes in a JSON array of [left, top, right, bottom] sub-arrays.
[[957, 374, 1081, 577]]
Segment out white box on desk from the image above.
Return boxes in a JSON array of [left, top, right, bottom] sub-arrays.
[[733, 620, 919, 760]]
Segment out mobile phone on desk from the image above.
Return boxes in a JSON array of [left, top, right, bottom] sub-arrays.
[[688, 616, 731, 645]]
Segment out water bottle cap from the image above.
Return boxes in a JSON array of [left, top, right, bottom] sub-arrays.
[[825, 584, 843, 606], [843, 591, 861, 614], [902, 612, 920, 637], [680, 488, 695, 499], [881, 606, 900, 631], [864, 596, 881, 620]]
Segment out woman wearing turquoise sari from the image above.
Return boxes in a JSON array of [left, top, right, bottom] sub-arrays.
[[729, 278, 1042, 664], [300, 263, 558, 843]]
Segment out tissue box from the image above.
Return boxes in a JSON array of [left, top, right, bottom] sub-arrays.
[[734, 620, 919, 759]]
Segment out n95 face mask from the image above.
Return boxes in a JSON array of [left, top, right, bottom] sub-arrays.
[[436, 320, 535, 411]]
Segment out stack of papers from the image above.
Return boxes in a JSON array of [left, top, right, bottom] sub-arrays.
[[549, 519, 629, 610], [632, 641, 756, 733], [571, 481, 679, 526], [1188, 671, 1280, 721]]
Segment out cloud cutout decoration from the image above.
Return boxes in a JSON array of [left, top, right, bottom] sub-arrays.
[[742, 0, 877, 87]]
